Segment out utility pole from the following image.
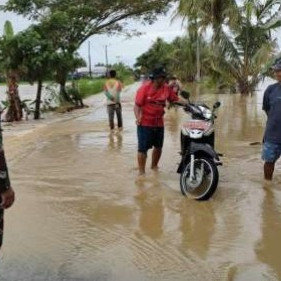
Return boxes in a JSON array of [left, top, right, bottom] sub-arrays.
[[88, 41, 92, 78], [195, 21, 201, 82], [105, 45, 109, 76], [196, 34, 201, 81]]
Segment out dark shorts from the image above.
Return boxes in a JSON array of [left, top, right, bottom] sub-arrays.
[[137, 126, 164, 154], [262, 142, 281, 163]]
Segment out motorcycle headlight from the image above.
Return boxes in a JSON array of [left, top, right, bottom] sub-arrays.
[[202, 108, 212, 119]]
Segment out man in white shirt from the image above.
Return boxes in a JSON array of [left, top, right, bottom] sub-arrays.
[[104, 70, 123, 131]]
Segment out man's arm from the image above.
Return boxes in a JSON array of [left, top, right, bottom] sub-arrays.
[[134, 84, 146, 125], [104, 82, 115, 102], [0, 147, 14, 209], [262, 87, 270, 116], [134, 105, 142, 125], [104, 90, 115, 102]]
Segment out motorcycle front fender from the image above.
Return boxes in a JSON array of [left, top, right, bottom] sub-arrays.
[[177, 142, 219, 174], [190, 143, 219, 160]]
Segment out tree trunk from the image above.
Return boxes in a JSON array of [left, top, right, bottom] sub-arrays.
[[239, 80, 251, 95], [196, 25, 201, 82], [5, 75, 23, 122], [60, 81, 72, 103], [34, 79, 43, 120]]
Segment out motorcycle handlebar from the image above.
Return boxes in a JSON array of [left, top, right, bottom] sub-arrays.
[[172, 102, 189, 107], [172, 102, 192, 112], [172, 101, 220, 120]]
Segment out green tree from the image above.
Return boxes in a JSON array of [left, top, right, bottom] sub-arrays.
[[3, 0, 174, 101], [14, 27, 55, 120], [3, 21, 14, 39], [176, 0, 239, 81], [1, 24, 86, 120], [177, 0, 281, 95], [208, 0, 281, 95], [111, 62, 133, 83], [170, 35, 209, 82], [135, 38, 173, 73], [52, 51, 86, 103], [135, 36, 210, 82]]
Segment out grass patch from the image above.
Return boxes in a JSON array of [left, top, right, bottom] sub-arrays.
[[78, 76, 134, 98], [123, 76, 135, 86], [0, 81, 30, 86], [78, 78, 106, 98]]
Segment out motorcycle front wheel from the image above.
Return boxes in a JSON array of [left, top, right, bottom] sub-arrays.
[[180, 156, 219, 201]]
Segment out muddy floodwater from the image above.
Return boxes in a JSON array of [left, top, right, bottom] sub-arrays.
[[1, 81, 281, 281]]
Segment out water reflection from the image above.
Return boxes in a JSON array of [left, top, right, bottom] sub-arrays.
[[179, 200, 215, 259], [108, 132, 123, 150], [256, 189, 281, 280], [135, 182, 164, 240]]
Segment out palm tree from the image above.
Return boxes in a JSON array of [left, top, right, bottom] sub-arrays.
[[0, 21, 23, 121], [208, 0, 281, 95], [176, 0, 201, 81], [177, 0, 281, 95], [169, 35, 209, 82], [176, 0, 239, 81]]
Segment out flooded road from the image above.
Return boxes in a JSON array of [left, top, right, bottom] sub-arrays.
[[1, 81, 281, 281]]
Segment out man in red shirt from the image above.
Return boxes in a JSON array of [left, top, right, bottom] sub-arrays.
[[134, 67, 184, 176]]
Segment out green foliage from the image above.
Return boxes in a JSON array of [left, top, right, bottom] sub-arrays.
[[170, 35, 210, 82], [3, 0, 174, 48], [135, 38, 173, 73], [77, 73, 134, 99], [176, 0, 281, 94], [0, 23, 86, 112], [111, 63, 134, 83], [135, 36, 210, 82], [52, 51, 86, 86], [2, 0, 173, 106], [1, 100, 9, 109], [78, 78, 106, 98], [3, 21, 14, 39]]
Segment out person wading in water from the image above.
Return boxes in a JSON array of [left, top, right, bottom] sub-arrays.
[[134, 67, 186, 177], [104, 70, 123, 132], [262, 61, 281, 187]]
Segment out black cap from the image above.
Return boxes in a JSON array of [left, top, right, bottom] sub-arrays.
[[150, 67, 167, 79]]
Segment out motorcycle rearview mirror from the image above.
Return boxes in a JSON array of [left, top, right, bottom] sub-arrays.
[[180, 90, 190, 101], [213, 101, 221, 109]]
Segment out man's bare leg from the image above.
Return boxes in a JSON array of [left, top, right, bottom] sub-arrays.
[[151, 148, 162, 171], [138, 152, 147, 175], [264, 162, 275, 181], [264, 162, 275, 189]]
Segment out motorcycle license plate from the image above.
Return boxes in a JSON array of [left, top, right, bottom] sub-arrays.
[[183, 121, 211, 130]]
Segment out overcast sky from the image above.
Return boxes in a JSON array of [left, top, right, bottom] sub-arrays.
[[0, 1, 186, 66]]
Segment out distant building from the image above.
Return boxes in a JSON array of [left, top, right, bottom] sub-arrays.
[[74, 66, 107, 78], [92, 66, 107, 77]]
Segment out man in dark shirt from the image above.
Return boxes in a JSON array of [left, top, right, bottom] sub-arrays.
[[262, 61, 281, 184], [0, 122, 15, 249]]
